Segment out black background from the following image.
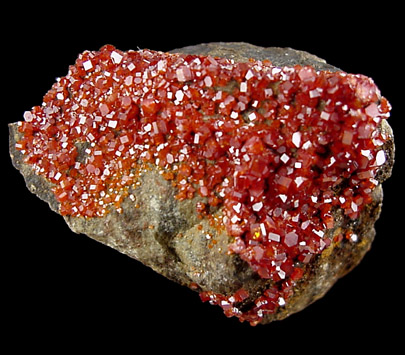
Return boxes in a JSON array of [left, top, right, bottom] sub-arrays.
[[3, 3, 403, 352]]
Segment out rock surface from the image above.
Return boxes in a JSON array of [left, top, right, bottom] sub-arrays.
[[9, 42, 394, 325]]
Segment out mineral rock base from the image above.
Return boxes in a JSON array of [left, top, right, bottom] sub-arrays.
[[9, 42, 394, 325]]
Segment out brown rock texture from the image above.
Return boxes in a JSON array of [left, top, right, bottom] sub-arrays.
[[9, 42, 394, 325]]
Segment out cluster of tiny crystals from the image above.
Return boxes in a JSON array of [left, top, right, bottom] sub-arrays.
[[16, 45, 391, 325]]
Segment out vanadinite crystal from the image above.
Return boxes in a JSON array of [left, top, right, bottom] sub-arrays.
[[11, 43, 393, 325]]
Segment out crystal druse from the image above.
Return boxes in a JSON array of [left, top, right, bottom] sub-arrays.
[[9, 43, 394, 325]]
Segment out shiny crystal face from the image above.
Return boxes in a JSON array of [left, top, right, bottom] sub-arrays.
[[16, 45, 391, 325]]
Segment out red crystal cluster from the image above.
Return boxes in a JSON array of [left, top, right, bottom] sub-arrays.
[[16, 45, 391, 325]]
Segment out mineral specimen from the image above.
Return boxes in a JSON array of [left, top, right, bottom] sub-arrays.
[[9, 42, 394, 325]]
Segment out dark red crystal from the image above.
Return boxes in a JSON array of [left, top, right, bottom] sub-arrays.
[[16, 45, 391, 325]]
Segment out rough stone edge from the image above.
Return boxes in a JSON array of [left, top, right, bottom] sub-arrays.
[[170, 41, 339, 71], [9, 124, 60, 213]]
